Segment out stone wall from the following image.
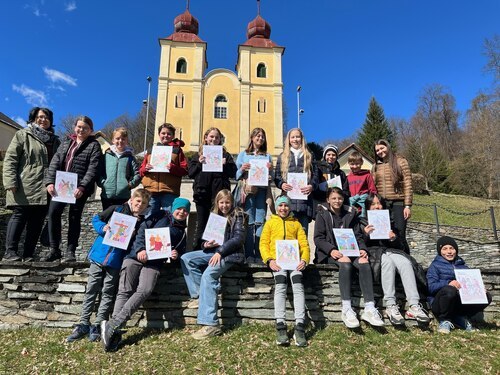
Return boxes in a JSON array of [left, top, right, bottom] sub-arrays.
[[0, 262, 498, 330]]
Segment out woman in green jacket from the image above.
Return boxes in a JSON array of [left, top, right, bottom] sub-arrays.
[[2, 107, 60, 261]]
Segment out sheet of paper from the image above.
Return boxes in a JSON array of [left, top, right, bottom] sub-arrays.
[[202, 145, 223, 172], [287, 172, 308, 200], [52, 171, 78, 204], [454, 269, 489, 304], [367, 209, 391, 239], [145, 227, 172, 260], [150, 145, 173, 172], [333, 228, 360, 257], [247, 159, 269, 187], [102, 212, 138, 250], [202, 213, 227, 245], [276, 240, 300, 271]]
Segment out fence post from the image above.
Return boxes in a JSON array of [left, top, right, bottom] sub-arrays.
[[433, 203, 440, 234], [490, 206, 498, 241]]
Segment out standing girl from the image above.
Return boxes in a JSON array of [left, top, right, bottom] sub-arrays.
[[44, 115, 102, 262], [372, 139, 412, 253], [235, 128, 273, 261], [3, 107, 60, 261], [181, 189, 246, 339], [98, 127, 141, 210], [188, 127, 237, 249], [274, 128, 319, 235], [314, 187, 384, 329]]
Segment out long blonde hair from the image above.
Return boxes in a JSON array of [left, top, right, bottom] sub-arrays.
[[198, 127, 227, 154], [245, 127, 268, 155], [211, 189, 244, 226], [280, 128, 312, 181]]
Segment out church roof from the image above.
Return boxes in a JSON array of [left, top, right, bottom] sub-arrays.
[[242, 12, 280, 48], [164, 9, 204, 43]]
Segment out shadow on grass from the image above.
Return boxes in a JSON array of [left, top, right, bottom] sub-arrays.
[[118, 328, 164, 350]]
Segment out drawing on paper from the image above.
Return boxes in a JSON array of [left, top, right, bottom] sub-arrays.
[[276, 240, 300, 271], [454, 269, 488, 304], [102, 212, 138, 250], [150, 145, 173, 172], [247, 159, 269, 187], [53, 171, 78, 204], [333, 228, 360, 257], [202, 145, 223, 172], [145, 227, 172, 260], [202, 213, 227, 245]]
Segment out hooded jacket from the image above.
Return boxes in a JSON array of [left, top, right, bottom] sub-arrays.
[[347, 169, 377, 197]]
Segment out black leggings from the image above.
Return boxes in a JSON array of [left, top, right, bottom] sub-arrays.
[[431, 285, 492, 321], [336, 258, 375, 303], [48, 195, 88, 251], [6, 205, 48, 257]]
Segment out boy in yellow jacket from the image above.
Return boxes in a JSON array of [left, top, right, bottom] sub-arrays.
[[260, 195, 310, 347]]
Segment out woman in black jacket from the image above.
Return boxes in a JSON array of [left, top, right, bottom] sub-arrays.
[[43, 115, 102, 262]]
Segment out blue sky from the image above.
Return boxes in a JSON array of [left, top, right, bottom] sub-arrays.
[[1, 0, 498, 144]]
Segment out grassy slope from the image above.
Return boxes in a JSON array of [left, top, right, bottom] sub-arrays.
[[1, 323, 498, 374]]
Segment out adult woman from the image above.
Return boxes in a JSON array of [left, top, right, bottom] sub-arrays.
[[372, 139, 412, 254], [235, 128, 273, 261], [188, 127, 237, 249], [43, 116, 102, 262], [2, 107, 60, 261]]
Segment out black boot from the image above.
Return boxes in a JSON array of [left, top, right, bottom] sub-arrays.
[[62, 249, 76, 263], [40, 248, 61, 262], [2, 250, 21, 262]]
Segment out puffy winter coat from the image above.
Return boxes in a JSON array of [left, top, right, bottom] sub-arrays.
[[373, 156, 413, 206], [3, 125, 60, 207], [426, 255, 468, 304], [260, 214, 310, 264], [44, 134, 102, 195], [98, 148, 141, 200]]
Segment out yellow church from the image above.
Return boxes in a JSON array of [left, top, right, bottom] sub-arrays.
[[154, 4, 285, 156]]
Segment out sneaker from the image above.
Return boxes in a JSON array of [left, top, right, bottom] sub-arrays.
[[453, 316, 477, 332], [361, 308, 385, 327], [22, 256, 34, 262], [386, 305, 405, 326], [62, 251, 76, 263], [275, 322, 289, 346], [405, 304, 430, 324], [40, 248, 61, 262], [341, 308, 360, 329], [101, 320, 119, 351], [89, 324, 101, 342], [191, 325, 222, 340], [2, 251, 21, 262], [187, 299, 199, 309], [66, 324, 90, 342], [437, 320, 454, 334], [293, 323, 307, 347]]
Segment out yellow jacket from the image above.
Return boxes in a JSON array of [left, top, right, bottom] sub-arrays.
[[260, 214, 310, 264]]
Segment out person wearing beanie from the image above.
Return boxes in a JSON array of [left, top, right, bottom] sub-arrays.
[[260, 194, 310, 347], [43, 115, 102, 262], [101, 197, 191, 351], [427, 236, 492, 334], [314, 143, 350, 205]]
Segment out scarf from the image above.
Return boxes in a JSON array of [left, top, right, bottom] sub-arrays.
[[29, 123, 56, 144], [290, 147, 303, 165]]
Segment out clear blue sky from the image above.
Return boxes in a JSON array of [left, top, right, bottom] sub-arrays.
[[1, 0, 498, 144]]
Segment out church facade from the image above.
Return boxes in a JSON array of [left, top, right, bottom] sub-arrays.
[[154, 6, 285, 156]]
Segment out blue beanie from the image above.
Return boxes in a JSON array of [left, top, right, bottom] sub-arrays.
[[275, 195, 291, 210], [171, 197, 191, 213]]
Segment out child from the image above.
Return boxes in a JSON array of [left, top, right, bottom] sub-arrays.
[[347, 151, 377, 217], [100, 197, 191, 351], [188, 127, 237, 249], [361, 193, 429, 327], [66, 189, 151, 342], [315, 144, 350, 202], [98, 127, 141, 210], [235, 128, 273, 261], [274, 128, 319, 235], [260, 195, 309, 347], [140, 123, 188, 216], [181, 189, 246, 339], [314, 187, 384, 329], [427, 236, 492, 334]]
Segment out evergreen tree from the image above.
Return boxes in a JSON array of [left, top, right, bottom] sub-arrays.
[[357, 97, 394, 155]]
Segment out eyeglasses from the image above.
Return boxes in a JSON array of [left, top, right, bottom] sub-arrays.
[[36, 116, 49, 120]]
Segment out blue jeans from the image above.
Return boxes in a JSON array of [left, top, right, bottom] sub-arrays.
[[148, 193, 177, 217], [181, 250, 234, 326], [244, 187, 267, 258]]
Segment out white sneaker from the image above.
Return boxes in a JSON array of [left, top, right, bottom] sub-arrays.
[[405, 304, 430, 324], [361, 308, 385, 327], [342, 308, 360, 328], [386, 304, 405, 326]]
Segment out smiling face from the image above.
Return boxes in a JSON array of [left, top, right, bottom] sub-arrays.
[[327, 190, 344, 211], [74, 120, 92, 141], [172, 207, 189, 221], [440, 244, 457, 261], [369, 196, 383, 210], [325, 150, 337, 164], [277, 202, 291, 218], [35, 110, 51, 130], [205, 129, 221, 146], [159, 128, 174, 145], [289, 130, 302, 150], [251, 131, 265, 151], [217, 196, 232, 216], [129, 196, 149, 216], [375, 144, 389, 160], [113, 133, 128, 152]]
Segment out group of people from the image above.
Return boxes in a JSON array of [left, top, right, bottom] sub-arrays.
[[2, 107, 491, 350]]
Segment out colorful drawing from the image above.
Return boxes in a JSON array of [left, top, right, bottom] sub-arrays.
[[150, 145, 173, 172], [333, 228, 360, 257], [287, 173, 308, 200], [247, 159, 269, 187], [202, 213, 227, 245], [202, 145, 223, 172], [102, 212, 138, 250], [367, 209, 391, 240], [454, 269, 488, 304], [52, 171, 77, 204], [145, 227, 172, 260], [276, 240, 300, 271]]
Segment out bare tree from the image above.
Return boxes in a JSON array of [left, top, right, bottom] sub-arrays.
[[483, 34, 500, 82], [56, 114, 79, 138]]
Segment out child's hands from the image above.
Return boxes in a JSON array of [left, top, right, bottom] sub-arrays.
[[103, 224, 110, 232], [403, 207, 411, 220], [364, 224, 375, 235], [209, 253, 221, 266], [199, 155, 206, 163], [359, 249, 368, 259], [300, 184, 313, 195], [449, 280, 461, 289], [137, 250, 148, 263], [296, 260, 307, 271], [269, 259, 281, 272], [281, 183, 293, 192], [145, 163, 153, 171], [204, 240, 219, 249], [241, 162, 251, 172], [170, 249, 178, 260], [330, 249, 342, 259], [47, 184, 56, 197], [388, 231, 396, 240]]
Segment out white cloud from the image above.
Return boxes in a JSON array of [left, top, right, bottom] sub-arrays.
[[43, 67, 77, 87], [65, 1, 77, 12], [24, 3, 47, 17], [12, 84, 48, 107]]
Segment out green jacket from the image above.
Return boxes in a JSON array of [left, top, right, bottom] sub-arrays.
[[98, 147, 141, 200], [3, 126, 60, 207]]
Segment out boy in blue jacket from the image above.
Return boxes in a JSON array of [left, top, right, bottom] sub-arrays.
[[100, 197, 191, 352], [427, 236, 492, 334], [66, 188, 151, 342]]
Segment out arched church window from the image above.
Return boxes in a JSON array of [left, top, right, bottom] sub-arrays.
[[257, 63, 267, 78], [214, 95, 228, 119], [176, 58, 187, 74]]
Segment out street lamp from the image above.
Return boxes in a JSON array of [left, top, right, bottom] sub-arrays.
[[297, 85, 302, 129], [143, 76, 152, 154]]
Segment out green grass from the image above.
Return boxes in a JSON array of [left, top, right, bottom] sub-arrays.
[[412, 193, 500, 230], [0, 323, 498, 374]]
